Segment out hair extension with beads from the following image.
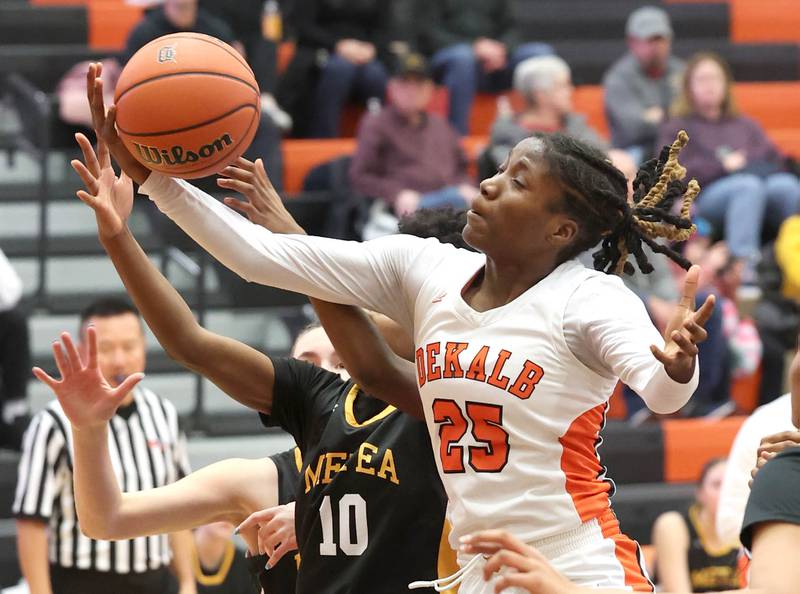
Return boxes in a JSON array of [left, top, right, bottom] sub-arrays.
[[535, 131, 699, 276]]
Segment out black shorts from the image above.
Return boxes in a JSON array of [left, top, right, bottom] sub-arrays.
[[740, 446, 800, 551], [50, 565, 178, 594]]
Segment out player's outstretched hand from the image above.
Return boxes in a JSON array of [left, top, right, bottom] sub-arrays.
[[235, 502, 298, 567], [650, 265, 715, 384], [86, 62, 150, 185], [217, 157, 306, 235], [71, 133, 133, 240], [32, 328, 143, 430], [459, 530, 582, 594]]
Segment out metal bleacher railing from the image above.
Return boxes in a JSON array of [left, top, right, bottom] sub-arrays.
[[1, 70, 219, 432]]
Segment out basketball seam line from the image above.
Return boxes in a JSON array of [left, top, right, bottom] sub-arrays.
[[116, 104, 258, 138], [115, 71, 259, 105]]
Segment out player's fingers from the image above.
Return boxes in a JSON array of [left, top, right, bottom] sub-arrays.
[[222, 196, 253, 211], [104, 105, 118, 139], [650, 344, 670, 366], [220, 164, 254, 184], [112, 373, 145, 402], [75, 133, 102, 177], [61, 332, 84, 370], [86, 326, 98, 369], [235, 508, 277, 535], [268, 540, 296, 567], [679, 265, 700, 311], [671, 331, 699, 357], [483, 551, 532, 581], [234, 156, 255, 171], [97, 138, 112, 170], [758, 441, 799, 457], [52, 342, 72, 377], [32, 367, 60, 390], [461, 530, 532, 557], [255, 158, 277, 192], [682, 319, 707, 344], [76, 190, 100, 209], [71, 161, 99, 196], [692, 294, 716, 327], [494, 573, 536, 594], [217, 177, 254, 196], [760, 431, 800, 447]]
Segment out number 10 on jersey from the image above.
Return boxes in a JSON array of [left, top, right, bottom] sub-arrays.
[[432, 399, 510, 473], [319, 494, 368, 556]]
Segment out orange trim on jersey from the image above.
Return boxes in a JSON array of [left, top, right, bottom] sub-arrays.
[[598, 511, 655, 592], [559, 403, 613, 523]]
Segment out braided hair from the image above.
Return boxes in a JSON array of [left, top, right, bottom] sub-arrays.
[[537, 131, 699, 275]]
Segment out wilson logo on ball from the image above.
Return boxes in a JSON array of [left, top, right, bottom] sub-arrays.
[[132, 133, 234, 166]]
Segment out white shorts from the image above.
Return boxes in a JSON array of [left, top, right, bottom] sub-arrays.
[[457, 512, 654, 594]]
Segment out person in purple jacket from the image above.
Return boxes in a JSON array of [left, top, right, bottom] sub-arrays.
[[658, 52, 800, 282]]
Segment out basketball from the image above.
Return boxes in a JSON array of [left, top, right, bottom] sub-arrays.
[[114, 33, 261, 179]]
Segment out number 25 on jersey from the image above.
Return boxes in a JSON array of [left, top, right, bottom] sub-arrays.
[[432, 399, 510, 473]]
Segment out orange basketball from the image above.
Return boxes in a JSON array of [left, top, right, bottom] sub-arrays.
[[114, 33, 261, 179]]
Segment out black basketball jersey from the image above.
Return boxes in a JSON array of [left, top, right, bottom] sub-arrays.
[[684, 505, 741, 592], [250, 448, 302, 593], [261, 358, 456, 594]]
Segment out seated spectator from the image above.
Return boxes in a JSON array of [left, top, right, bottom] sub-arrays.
[[659, 52, 800, 283], [123, 0, 241, 64], [652, 458, 743, 592], [123, 0, 284, 189], [754, 215, 800, 404], [0, 248, 29, 451], [603, 6, 684, 162], [417, 0, 553, 135], [484, 55, 634, 179], [349, 53, 477, 218], [279, 0, 391, 138], [193, 522, 258, 594]]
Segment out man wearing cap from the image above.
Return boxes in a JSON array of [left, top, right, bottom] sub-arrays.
[[349, 53, 478, 218], [603, 5, 685, 162]]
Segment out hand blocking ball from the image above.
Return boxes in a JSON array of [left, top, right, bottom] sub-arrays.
[[114, 33, 261, 179]]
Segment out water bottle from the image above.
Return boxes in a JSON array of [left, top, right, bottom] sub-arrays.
[[262, 0, 282, 42]]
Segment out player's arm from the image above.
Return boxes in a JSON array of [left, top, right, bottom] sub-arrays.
[[651, 511, 693, 593], [218, 158, 422, 417], [32, 330, 276, 543], [71, 133, 276, 414], [169, 530, 198, 594]]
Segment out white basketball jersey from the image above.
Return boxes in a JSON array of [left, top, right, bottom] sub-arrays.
[[411, 257, 619, 547]]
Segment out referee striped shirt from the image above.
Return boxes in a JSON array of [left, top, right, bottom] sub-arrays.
[[13, 386, 190, 574]]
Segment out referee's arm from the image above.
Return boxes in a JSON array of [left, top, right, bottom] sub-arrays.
[[13, 412, 65, 594]]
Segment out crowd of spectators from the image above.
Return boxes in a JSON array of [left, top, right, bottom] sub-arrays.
[[41, 0, 800, 418]]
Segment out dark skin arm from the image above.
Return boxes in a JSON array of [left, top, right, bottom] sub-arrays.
[[218, 158, 424, 419], [71, 134, 275, 414]]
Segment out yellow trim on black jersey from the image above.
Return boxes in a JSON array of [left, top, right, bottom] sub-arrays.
[[438, 520, 460, 594], [344, 384, 396, 428], [293, 446, 303, 472], [193, 540, 235, 587], [689, 504, 737, 557]]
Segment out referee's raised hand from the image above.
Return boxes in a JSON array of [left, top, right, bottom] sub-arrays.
[[32, 327, 144, 430]]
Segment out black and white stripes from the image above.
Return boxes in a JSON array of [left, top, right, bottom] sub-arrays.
[[13, 387, 189, 573]]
